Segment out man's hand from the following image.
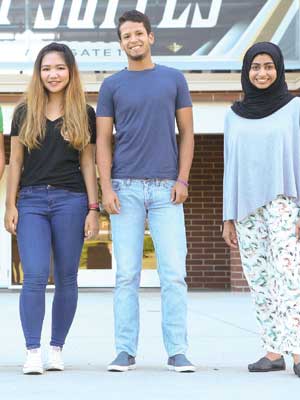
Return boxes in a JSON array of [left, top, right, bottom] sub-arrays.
[[102, 188, 121, 214], [171, 181, 188, 204], [222, 220, 238, 249]]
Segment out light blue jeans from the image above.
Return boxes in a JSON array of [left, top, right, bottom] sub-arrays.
[[110, 179, 188, 357]]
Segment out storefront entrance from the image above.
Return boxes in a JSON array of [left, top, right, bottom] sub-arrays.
[[9, 197, 160, 289]]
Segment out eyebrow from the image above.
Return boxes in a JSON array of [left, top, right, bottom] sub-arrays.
[[41, 63, 67, 67], [251, 62, 275, 66], [122, 29, 144, 36]]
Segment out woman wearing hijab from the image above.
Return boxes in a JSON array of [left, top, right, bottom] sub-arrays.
[[223, 42, 300, 377]]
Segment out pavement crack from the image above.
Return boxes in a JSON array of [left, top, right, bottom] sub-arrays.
[[192, 312, 258, 335]]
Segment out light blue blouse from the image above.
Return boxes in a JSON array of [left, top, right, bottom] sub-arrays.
[[223, 97, 300, 221]]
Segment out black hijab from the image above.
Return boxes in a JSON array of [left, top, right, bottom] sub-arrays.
[[231, 42, 294, 119]]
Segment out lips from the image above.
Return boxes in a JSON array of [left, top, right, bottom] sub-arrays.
[[256, 80, 269, 84], [129, 45, 142, 50]]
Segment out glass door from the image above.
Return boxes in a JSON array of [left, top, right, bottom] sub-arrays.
[[77, 215, 160, 287], [77, 212, 114, 287], [11, 212, 160, 288]]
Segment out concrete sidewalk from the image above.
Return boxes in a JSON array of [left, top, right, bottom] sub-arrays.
[[0, 290, 298, 399]]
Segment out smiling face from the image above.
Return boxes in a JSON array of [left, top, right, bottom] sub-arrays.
[[40, 51, 70, 94], [249, 53, 277, 89], [119, 21, 154, 61]]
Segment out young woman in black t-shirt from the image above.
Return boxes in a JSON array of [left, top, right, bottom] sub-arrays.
[[4, 43, 99, 375]]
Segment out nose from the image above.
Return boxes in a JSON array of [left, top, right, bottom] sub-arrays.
[[48, 69, 59, 78], [257, 67, 267, 77], [129, 35, 139, 44]]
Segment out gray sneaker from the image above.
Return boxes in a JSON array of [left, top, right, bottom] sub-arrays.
[[167, 354, 196, 372], [107, 351, 136, 372]]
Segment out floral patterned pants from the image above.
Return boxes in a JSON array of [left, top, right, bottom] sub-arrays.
[[235, 196, 300, 354]]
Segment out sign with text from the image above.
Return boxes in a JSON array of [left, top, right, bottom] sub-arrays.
[[0, 0, 299, 71]]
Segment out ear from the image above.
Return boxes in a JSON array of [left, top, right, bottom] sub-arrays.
[[149, 32, 155, 45], [120, 40, 125, 52]]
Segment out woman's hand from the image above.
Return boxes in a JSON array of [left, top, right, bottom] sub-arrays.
[[84, 211, 99, 239], [295, 219, 300, 241], [222, 220, 238, 249], [4, 205, 18, 235]]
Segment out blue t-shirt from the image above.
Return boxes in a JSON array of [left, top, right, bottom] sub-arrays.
[[96, 64, 192, 179]]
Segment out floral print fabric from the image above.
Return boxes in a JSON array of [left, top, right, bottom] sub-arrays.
[[235, 196, 300, 354]]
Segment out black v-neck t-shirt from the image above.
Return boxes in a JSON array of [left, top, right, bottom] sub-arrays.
[[10, 104, 96, 193]]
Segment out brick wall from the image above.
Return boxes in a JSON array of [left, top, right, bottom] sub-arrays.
[[185, 135, 231, 289], [230, 249, 248, 292]]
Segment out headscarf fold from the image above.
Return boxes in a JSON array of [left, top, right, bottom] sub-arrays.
[[231, 42, 294, 119]]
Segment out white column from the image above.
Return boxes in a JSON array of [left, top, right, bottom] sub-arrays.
[[0, 167, 11, 288]]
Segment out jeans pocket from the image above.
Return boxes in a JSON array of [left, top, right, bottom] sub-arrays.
[[161, 180, 176, 190], [57, 188, 87, 198], [18, 187, 32, 200], [69, 191, 87, 198], [111, 180, 121, 192]]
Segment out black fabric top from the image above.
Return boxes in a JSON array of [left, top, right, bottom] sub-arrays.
[[231, 42, 294, 119], [11, 104, 96, 192]]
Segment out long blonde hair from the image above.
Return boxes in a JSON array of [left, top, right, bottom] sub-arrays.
[[18, 42, 90, 150]]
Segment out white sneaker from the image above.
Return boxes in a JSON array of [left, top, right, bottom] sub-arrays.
[[45, 346, 64, 371], [23, 348, 43, 375]]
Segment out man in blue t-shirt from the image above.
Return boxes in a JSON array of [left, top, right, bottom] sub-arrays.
[[96, 10, 194, 373]]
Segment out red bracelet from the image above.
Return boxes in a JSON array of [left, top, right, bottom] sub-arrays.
[[177, 179, 189, 188], [89, 203, 99, 209]]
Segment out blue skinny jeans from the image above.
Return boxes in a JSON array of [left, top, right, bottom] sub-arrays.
[[17, 185, 87, 349]]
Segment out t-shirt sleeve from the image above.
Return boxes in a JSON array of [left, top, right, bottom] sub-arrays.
[[0, 106, 3, 133], [175, 72, 192, 110], [96, 79, 114, 117], [10, 104, 26, 136], [87, 105, 96, 144]]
